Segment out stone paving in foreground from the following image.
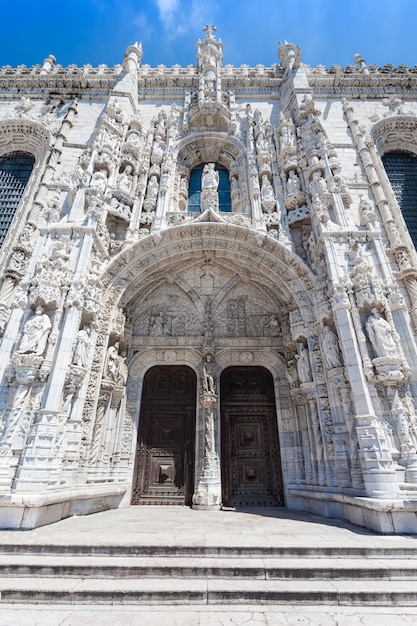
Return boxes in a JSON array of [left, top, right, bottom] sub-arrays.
[[0, 506, 417, 624]]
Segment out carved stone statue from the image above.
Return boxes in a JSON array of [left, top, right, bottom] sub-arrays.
[[295, 342, 312, 383], [286, 358, 298, 387], [104, 342, 128, 384], [365, 308, 399, 359], [17, 306, 51, 356], [310, 170, 327, 198], [280, 119, 295, 148], [322, 325, 342, 369], [203, 364, 215, 394], [145, 175, 159, 202], [73, 325, 92, 368], [202, 163, 219, 191], [150, 311, 169, 336], [264, 314, 280, 336], [260, 175, 276, 213], [117, 165, 133, 192], [90, 169, 108, 193], [287, 169, 301, 195]]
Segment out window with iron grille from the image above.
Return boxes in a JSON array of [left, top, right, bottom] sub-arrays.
[[0, 152, 35, 248], [382, 150, 417, 249]]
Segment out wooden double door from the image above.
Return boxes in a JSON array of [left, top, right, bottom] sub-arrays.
[[132, 365, 283, 508]]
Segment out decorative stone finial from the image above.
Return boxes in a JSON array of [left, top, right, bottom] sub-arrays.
[[278, 41, 301, 71], [354, 54, 369, 75], [123, 42, 143, 74], [40, 54, 56, 75]]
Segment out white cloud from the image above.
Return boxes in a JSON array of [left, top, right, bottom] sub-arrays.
[[154, 0, 218, 39], [155, 0, 181, 34]]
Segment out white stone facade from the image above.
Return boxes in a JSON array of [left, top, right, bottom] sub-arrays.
[[1, 29, 417, 532]]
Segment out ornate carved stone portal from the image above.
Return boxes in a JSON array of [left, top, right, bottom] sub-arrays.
[[2, 27, 417, 533]]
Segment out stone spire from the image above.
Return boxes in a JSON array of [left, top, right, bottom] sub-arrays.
[[196, 25, 223, 105]]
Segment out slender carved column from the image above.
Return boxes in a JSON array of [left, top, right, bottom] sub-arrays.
[[29, 100, 78, 222], [192, 357, 221, 510], [343, 99, 417, 331]]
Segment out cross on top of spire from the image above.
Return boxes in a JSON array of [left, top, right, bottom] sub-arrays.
[[203, 25, 217, 41]]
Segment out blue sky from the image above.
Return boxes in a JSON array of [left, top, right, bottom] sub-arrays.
[[1, 0, 416, 70]]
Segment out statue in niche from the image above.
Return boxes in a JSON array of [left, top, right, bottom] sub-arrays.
[[117, 165, 133, 193], [287, 169, 301, 195], [280, 119, 295, 148], [1, 376, 36, 446], [150, 311, 170, 336], [104, 341, 128, 384], [310, 170, 327, 198], [365, 308, 399, 359], [17, 306, 51, 356], [145, 175, 159, 204], [322, 325, 342, 369], [73, 325, 92, 368], [260, 175, 276, 213], [127, 131, 140, 144], [202, 163, 219, 191], [151, 139, 164, 165], [286, 358, 299, 387], [256, 132, 270, 153], [295, 342, 312, 383], [90, 169, 108, 193]]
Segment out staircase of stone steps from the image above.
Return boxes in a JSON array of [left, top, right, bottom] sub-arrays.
[[0, 545, 417, 605]]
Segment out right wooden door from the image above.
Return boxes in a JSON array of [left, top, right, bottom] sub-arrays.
[[220, 366, 283, 507]]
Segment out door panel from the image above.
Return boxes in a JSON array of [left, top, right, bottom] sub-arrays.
[[221, 367, 283, 507], [132, 366, 196, 505]]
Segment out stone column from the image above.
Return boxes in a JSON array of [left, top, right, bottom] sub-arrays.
[[192, 360, 221, 510]]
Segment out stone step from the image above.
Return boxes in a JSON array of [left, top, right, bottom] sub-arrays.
[[0, 577, 417, 605], [0, 555, 417, 580], [1, 543, 417, 558]]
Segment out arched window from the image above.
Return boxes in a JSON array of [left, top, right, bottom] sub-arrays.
[[382, 150, 417, 249], [0, 151, 35, 247], [188, 164, 231, 212]]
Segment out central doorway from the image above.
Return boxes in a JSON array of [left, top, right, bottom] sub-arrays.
[[220, 366, 283, 507], [131, 365, 196, 505]]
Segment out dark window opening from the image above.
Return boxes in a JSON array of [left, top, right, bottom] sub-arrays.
[[0, 152, 35, 247], [382, 150, 417, 249]]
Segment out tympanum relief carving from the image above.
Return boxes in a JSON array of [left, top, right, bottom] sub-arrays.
[[128, 262, 283, 341]]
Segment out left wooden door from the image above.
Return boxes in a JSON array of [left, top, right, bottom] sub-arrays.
[[131, 365, 196, 505]]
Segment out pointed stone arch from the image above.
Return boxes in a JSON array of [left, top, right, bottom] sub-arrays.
[[103, 222, 316, 315]]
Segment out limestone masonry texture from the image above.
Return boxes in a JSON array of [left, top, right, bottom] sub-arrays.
[[0, 28, 417, 532]]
